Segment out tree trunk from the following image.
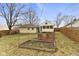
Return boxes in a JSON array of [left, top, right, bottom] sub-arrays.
[[8, 26, 12, 31], [8, 26, 12, 34]]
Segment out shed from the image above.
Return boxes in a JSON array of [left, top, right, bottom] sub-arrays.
[[38, 20, 55, 43], [39, 20, 55, 33]]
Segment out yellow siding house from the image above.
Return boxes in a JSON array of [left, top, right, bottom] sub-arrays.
[[19, 24, 39, 33]]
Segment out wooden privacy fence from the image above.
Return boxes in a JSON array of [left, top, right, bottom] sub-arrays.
[[60, 28, 79, 42], [0, 30, 9, 35], [54, 28, 60, 32], [0, 30, 19, 36]]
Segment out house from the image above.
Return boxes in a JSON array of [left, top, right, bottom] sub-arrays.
[[64, 19, 79, 29], [39, 20, 55, 33], [19, 24, 39, 33], [15, 20, 55, 34]]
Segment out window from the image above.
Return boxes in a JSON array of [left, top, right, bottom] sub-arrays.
[[43, 26, 45, 29], [32, 28, 34, 30], [42, 26, 53, 29], [28, 28, 30, 30], [45, 22, 47, 24], [47, 26, 49, 29], [50, 26, 53, 29]]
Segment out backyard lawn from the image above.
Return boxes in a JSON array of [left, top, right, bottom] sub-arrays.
[[0, 32, 79, 56]]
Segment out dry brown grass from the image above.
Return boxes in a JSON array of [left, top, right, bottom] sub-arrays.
[[0, 32, 79, 56]]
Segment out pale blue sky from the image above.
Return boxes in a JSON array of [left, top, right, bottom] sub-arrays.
[[0, 3, 79, 26]]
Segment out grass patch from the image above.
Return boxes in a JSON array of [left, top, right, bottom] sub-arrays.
[[0, 32, 79, 56]]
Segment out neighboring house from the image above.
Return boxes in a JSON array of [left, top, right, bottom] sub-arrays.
[[19, 24, 39, 33], [39, 20, 55, 33], [13, 20, 55, 33], [64, 19, 79, 28]]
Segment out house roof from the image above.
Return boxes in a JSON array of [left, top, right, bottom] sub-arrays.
[[19, 24, 39, 28], [40, 20, 55, 26]]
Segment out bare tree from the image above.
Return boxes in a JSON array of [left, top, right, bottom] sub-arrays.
[[0, 3, 25, 31], [63, 15, 76, 27], [63, 15, 71, 25], [23, 8, 40, 25], [55, 12, 64, 28]]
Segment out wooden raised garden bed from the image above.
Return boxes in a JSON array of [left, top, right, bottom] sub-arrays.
[[19, 32, 56, 52]]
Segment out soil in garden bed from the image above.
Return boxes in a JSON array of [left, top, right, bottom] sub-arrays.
[[19, 40, 57, 52]]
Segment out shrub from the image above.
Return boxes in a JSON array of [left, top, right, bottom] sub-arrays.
[[10, 26, 20, 34], [10, 30, 20, 34]]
